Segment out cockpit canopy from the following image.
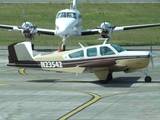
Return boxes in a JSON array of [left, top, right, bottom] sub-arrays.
[[67, 44, 126, 59], [56, 12, 77, 19]]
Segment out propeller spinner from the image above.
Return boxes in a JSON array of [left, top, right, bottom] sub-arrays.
[[97, 22, 115, 38], [20, 22, 37, 40]]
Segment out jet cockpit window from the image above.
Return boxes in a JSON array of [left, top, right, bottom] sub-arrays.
[[57, 12, 66, 18], [69, 50, 84, 58], [57, 12, 76, 19], [87, 48, 97, 57], [67, 12, 76, 19], [111, 44, 126, 53], [100, 46, 115, 56]]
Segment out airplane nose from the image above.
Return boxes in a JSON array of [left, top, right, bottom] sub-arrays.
[[58, 25, 69, 34], [56, 18, 76, 35]]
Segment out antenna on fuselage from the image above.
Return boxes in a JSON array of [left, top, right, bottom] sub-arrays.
[[78, 42, 84, 48], [103, 38, 109, 45]]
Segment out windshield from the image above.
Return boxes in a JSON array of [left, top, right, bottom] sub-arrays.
[[111, 44, 126, 53], [57, 12, 76, 19]]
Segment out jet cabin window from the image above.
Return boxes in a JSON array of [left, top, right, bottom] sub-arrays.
[[100, 46, 115, 56], [69, 50, 84, 58], [57, 12, 76, 19]]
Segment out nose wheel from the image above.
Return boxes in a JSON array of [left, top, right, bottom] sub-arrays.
[[144, 69, 152, 82], [145, 76, 152, 82]]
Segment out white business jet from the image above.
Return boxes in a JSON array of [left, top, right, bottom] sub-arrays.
[[0, 0, 160, 50]]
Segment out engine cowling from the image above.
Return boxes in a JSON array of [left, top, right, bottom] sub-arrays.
[[97, 22, 115, 38], [21, 22, 37, 40]]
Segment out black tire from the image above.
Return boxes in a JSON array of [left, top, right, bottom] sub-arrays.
[[107, 73, 113, 81], [145, 76, 152, 82]]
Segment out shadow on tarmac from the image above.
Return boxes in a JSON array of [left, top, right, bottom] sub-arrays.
[[26, 76, 160, 88]]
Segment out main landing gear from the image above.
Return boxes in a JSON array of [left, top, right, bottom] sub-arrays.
[[99, 72, 152, 84], [100, 73, 113, 84]]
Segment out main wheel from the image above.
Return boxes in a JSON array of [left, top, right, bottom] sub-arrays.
[[107, 73, 113, 81], [145, 76, 152, 82]]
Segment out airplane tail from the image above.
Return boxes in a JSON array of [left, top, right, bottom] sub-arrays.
[[72, 0, 77, 9], [8, 42, 33, 63]]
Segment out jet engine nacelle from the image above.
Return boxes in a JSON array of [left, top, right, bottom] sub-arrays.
[[20, 22, 37, 40], [97, 22, 115, 38]]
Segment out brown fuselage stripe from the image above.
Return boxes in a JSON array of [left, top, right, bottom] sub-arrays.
[[7, 55, 149, 68]]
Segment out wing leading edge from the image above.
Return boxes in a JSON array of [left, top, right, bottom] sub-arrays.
[[80, 23, 160, 36], [114, 23, 160, 32]]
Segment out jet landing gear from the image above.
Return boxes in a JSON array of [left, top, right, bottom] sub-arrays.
[[32, 44, 34, 50], [61, 44, 66, 51], [100, 73, 113, 84]]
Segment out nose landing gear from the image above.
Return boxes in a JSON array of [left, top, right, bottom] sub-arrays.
[[144, 69, 152, 82], [145, 76, 152, 82]]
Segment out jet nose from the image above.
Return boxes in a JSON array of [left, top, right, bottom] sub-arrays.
[[56, 18, 76, 35]]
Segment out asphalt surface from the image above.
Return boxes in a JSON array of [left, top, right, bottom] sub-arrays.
[[0, 46, 160, 120]]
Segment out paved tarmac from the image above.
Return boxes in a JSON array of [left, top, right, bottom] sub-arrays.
[[0, 46, 160, 120], [0, 0, 160, 119]]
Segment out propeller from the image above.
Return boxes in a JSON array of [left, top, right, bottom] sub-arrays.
[[19, 10, 37, 40], [149, 42, 158, 68], [96, 11, 115, 38], [149, 43, 154, 68]]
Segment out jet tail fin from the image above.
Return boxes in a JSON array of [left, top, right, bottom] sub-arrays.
[[8, 42, 33, 63], [72, 0, 77, 9]]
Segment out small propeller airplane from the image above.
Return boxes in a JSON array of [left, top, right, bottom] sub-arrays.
[[0, 0, 160, 51], [7, 39, 156, 83]]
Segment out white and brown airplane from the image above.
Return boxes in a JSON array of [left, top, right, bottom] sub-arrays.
[[0, 0, 160, 50], [7, 39, 156, 83]]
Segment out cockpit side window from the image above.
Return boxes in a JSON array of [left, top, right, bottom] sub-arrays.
[[69, 50, 84, 58], [100, 46, 115, 56], [87, 48, 97, 57]]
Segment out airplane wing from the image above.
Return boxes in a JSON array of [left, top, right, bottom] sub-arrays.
[[80, 23, 160, 36], [80, 29, 99, 36], [37, 28, 55, 35], [113, 23, 160, 32], [0, 24, 21, 31], [0, 24, 56, 35]]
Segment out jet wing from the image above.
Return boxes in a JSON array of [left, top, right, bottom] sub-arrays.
[[0, 24, 55, 35], [0, 24, 21, 31], [113, 23, 160, 32], [37, 28, 55, 35], [80, 23, 160, 36], [80, 29, 99, 36]]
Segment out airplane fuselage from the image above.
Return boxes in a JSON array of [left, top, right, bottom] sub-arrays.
[[7, 42, 150, 74], [7, 41, 154, 83], [55, 9, 82, 39]]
